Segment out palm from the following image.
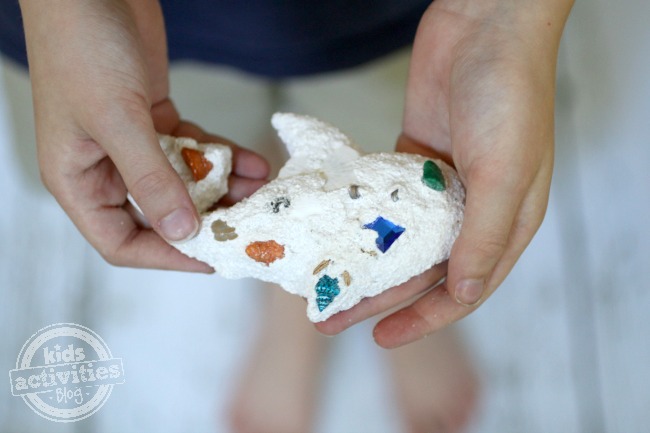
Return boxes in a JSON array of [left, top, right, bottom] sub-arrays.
[[26, 0, 268, 271], [318, 4, 561, 347]]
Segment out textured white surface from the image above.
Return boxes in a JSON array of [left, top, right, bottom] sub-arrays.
[[159, 134, 232, 214], [172, 113, 465, 321], [4, 9, 650, 429]]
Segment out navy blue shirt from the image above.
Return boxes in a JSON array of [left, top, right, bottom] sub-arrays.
[[0, 1, 429, 77]]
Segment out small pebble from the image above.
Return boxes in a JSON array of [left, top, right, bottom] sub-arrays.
[[212, 219, 238, 241], [348, 185, 361, 199]]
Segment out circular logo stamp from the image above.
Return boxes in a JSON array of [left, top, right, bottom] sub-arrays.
[[9, 323, 125, 422]]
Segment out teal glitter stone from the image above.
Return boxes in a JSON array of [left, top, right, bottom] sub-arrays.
[[422, 160, 446, 191], [315, 275, 340, 312]]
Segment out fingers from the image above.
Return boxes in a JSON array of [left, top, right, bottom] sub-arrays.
[[80, 99, 268, 269], [90, 106, 200, 243], [93, 97, 264, 244], [315, 264, 448, 335], [218, 176, 268, 207], [446, 162, 531, 307], [372, 281, 471, 348], [172, 121, 270, 180], [373, 160, 552, 348], [228, 144, 270, 180], [357, 132, 540, 346], [476, 152, 552, 292], [396, 133, 453, 165], [20, 1, 230, 271], [170, 119, 271, 206], [391, 130, 550, 348], [53, 153, 213, 272], [373, 154, 552, 348], [86, 205, 214, 272]]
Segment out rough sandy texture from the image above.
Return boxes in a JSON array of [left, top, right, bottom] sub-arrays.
[[159, 134, 231, 214], [170, 114, 465, 322]]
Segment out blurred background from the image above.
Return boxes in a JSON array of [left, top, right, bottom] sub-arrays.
[[1, 1, 649, 432]]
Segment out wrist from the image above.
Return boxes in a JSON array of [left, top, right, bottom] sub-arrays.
[[430, 0, 574, 20], [429, 0, 574, 38], [423, 0, 574, 67]]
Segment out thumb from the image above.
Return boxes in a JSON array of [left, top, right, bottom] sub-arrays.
[[396, 132, 517, 306], [447, 165, 527, 306], [94, 108, 199, 243]]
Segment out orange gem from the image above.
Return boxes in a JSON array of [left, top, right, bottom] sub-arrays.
[[245, 240, 285, 266], [181, 147, 213, 182]]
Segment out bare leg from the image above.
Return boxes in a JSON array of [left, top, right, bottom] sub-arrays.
[[389, 327, 480, 433], [228, 286, 329, 433]]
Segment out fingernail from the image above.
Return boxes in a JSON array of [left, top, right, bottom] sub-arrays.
[[455, 279, 484, 306], [159, 207, 199, 242]]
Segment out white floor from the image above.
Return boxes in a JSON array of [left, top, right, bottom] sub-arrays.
[[2, 1, 650, 432]]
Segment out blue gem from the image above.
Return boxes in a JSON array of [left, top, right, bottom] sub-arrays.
[[363, 216, 405, 253], [315, 275, 340, 312]]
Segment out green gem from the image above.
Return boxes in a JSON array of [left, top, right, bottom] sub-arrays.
[[422, 160, 446, 191]]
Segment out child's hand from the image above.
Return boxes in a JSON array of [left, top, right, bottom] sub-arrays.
[[19, 0, 269, 271], [317, 0, 574, 346]]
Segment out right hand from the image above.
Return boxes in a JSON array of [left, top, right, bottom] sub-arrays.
[[19, 0, 269, 271], [316, 0, 573, 347]]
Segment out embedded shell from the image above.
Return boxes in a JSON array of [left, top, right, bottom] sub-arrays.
[[165, 113, 465, 322]]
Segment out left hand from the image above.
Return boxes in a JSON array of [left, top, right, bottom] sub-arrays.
[[316, 0, 574, 347], [20, 0, 269, 271]]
